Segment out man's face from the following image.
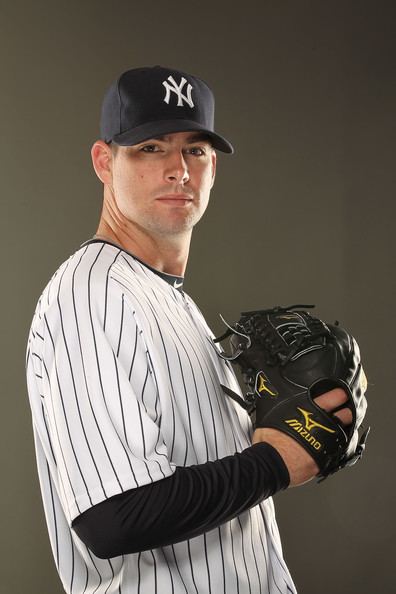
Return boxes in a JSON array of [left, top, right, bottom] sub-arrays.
[[107, 131, 216, 239]]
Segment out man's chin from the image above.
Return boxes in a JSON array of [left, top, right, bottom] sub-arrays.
[[147, 213, 203, 237]]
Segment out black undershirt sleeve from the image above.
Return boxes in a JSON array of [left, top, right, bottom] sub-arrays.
[[72, 442, 289, 559]]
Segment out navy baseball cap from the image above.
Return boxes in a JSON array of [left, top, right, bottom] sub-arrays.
[[100, 66, 234, 154]]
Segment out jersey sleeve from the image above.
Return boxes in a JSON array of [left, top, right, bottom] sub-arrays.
[[72, 442, 289, 558], [29, 255, 175, 525]]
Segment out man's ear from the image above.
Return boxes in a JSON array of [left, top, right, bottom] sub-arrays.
[[91, 140, 114, 185], [210, 149, 217, 188]]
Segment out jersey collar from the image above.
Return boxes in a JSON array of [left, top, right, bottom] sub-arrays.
[[81, 237, 185, 291]]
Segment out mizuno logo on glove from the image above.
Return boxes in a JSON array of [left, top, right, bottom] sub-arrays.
[[255, 372, 278, 398], [297, 408, 336, 433], [285, 408, 336, 451]]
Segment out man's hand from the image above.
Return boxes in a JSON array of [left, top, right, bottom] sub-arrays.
[[252, 388, 352, 486]]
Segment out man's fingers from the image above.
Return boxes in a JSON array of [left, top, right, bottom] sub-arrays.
[[313, 387, 347, 411], [332, 408, 353, 425], [314, 387, 353, 426]]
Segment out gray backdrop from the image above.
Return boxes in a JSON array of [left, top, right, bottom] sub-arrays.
[[2, 1, 395, 592]]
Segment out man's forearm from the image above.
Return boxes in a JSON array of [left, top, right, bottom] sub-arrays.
[[72, 442, 289, 558]]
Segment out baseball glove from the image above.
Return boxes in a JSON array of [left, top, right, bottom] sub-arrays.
[[214, 304, 369, 480]]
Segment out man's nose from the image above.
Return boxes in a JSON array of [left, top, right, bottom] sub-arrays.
[[164, 150, 190, 184]]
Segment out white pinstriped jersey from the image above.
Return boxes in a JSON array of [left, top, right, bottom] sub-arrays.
[[26, 242, 296, 594]]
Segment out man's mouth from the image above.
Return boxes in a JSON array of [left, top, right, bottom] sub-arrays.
[[156, 193, 194, 205]]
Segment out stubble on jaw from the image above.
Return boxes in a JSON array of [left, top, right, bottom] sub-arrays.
[[141, 201, 208, 237], [100, 186, 199, 245]]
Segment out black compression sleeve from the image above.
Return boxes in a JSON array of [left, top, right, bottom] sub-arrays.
[[72, 442, 289, 559]]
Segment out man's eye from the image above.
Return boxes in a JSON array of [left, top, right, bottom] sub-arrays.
[[187, 147, 205, 156], [141, 145, 160, 152]]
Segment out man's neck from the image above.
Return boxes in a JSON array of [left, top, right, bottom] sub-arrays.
[[95, 220, 191, 277]]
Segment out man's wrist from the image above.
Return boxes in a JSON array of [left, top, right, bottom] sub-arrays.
[[252, 427, 319, 487]]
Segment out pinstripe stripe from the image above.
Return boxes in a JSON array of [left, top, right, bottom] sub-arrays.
[[186, 540, 199, 594], [116, 294, 125, 357], [146, 350, 160, 422], [229, 521, 240, 594], [137, 552, 142, 594], [159, 548, 175, 594], [103, 249, 122, 331], [128, 322, 139, 381], [248, 508, 263, 592], [112, 350, 128, 447], [69, 529, 75, 593], [103, 559, 115, 594], [82, 558, 89, 594], [237, 516, 252, 594], [45, 460, 59, 569], [203, 533, 212, 593], [255, 505, 272, 593], [26, 242, 296, 594]]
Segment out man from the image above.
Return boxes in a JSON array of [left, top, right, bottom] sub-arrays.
[[26, 66, 351, 594]]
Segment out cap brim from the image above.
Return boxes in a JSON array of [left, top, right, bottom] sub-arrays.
[[110, 119, 234, 154]]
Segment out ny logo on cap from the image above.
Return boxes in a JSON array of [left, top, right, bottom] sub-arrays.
[[162, 75, 194, 108]]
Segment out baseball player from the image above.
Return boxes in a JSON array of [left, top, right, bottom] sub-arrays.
[[26, 66, 354, 594]]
